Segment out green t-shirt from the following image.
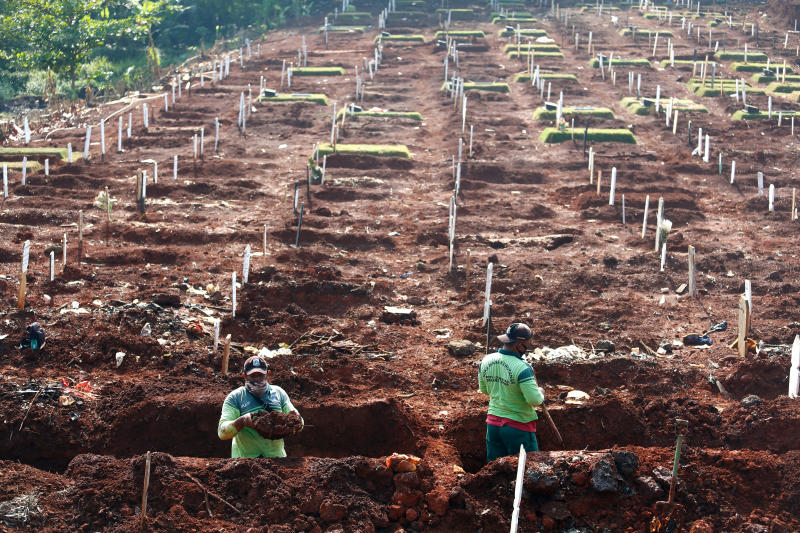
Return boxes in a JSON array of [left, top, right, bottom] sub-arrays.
[[217, 385, 301, 458], [478, 349, 544, 423]]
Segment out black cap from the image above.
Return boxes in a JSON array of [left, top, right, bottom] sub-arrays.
[[243, 355, 268, 375], [497, 322, 533, 344]]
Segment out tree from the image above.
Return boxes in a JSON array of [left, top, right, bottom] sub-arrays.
[[0, 0, 173, 94]]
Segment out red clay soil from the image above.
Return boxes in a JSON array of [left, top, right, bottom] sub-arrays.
[[1, 1, 800, 532]]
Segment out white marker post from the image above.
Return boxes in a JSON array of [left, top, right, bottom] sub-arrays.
[[758, 172, 764, 195], [214, 118, 220, 153], [23, 117, 30, 145], [18, 240, 30, 310], [173, 155, 178, 181], [21, 157, 27, 186], [730, 160, 736, 184], [127, 113, 132, 138], [654, 197, 664, 251], [50, 251, 54, 282], [509, 444, 527, 533], [153, 161, 158, 184], [769, 184, 775, 211], [118, 116, 123, 152], [660, 243, 667, 272], [213, 318, 221, 352], [609, 167, 617, 205], [641, 195, 650, 238], [67, 143, 73, 163], [789, 335, 799, 398], [84, 125, 92, 160], [242, 244, 251, 284], [2, 163, 7, 199], [44, 158, 49, 176], [63, 232, 67, 266], [231, 272, 237, 318], [688, 245, 696, 297]]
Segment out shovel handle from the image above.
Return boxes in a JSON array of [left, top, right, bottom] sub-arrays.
[[541, 404, 564, 448]]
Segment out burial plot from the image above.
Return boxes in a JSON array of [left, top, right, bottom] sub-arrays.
[[315, 143, 412, 158], [291, 66, 346, 76], [621, 97, 708, 115], [513, 72, 578, 83], [688, 78, 766, 97], [498, 28, 547, 38], [715, 50, 769, 62], [436, 8, 474, 20], [375, 34, 426, 43], [441, 80, 511, 93], [337, 107, 423, 121], [590, 57, 652, 68], [730, 62, 794, 73]]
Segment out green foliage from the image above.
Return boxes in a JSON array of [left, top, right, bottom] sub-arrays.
[[441, 81, 510, 93], [766, 81, 800, 94], [498, 28, 546, 38], [0, 0, 175, 93], [752, 73, 800, 84], [688, 78, 766, 97], [503, 43, 560, 53], [434, 30, 484, 38], [507, 51, 564, 59], [539, 127, 637, 144], [620, 97, 707, 115], [730, 62, 792, 73], [375, 34, 425, 43]]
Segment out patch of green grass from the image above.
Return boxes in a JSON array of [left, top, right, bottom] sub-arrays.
[[730, 62, 793, 73], [491, 10, 532, 18], [257, 93, 329, 105], [335, 109, 423, 121], [766, 81, 800, 94], [492, 16, 537, 24], [434, 30, 485, 38], [731, 109, 800, 120], [620, 28, 674, 37], [590, 57, 651, 68], [291, 67, 345, 76], [2, 160, 43, 172], [687, 78, 765, 97], [503, 43, 560, 53], [442, 81, 511, 93], [329, 11, 373, 21], [621, 96, 708, 115], [436, 8, 474, 14], [508, 51, 564, 59], [752, 73, 800, 84], [514, 72, 578, 83], [375, 34, 426, 43], [539, 127, 636, 144], [498, 28, 547, 38], [0, 146, 75, 161], [659, 59, 716, 69], [315, 143, 412, 158], [533, 106, 615, 120], [714, 50, 769, 62], [319, 25, 367, 33]]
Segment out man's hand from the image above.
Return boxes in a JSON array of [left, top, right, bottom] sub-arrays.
[[233, 413, 253, 431]]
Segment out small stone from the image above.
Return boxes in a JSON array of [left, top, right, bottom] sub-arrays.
[[388, 505, 405, 521], [381, 306, 418, 325], [447, 339, 477, 357], [523, 467, 559, 495], [541, 515, 556, 529], [152, 293, 181, 306], [595, 339, 615, 352], [405, 508, 418, 522], [393, 472, 420, 491], [590, 459, 618, 492], [612, 450, 639, 477], [635, 476, 664, 499], [676, 283, 687, 294], [741, 394, 761, 407], [426, 489, 449, 516], [689, 519, 714, 533], [319, 501, 347, 523]]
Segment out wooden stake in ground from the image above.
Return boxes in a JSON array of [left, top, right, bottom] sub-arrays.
[[17, 240, 30, 310], [738, 294, 750, 357], [222, 334, 231, 374], [140, 451, 151, 530], [688, 245, 696, 297]]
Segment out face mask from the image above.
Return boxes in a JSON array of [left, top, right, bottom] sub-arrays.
[[246, 379, 268, 396]]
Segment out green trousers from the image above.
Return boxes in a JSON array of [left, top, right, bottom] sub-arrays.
[[486, 424, 539, 463]]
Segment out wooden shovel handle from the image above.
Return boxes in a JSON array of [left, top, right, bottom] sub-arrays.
[[541, 404, 564, 448]]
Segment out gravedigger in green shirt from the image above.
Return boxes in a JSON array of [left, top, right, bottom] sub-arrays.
[[217, 355, 303, 458], [479, 322, 545, 462]]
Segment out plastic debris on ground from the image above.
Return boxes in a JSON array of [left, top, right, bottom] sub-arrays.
[[257, 343, 292, 358], [0, 491, 41, 527], [525, 345, 604, 364], [565, 390, 590, 405]]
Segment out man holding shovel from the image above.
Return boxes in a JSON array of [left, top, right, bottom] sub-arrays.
[[479, 322, 546, 462]]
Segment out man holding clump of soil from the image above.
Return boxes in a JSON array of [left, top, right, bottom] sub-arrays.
[[218, 355, 304, 458], [479, 322, 545, 462]]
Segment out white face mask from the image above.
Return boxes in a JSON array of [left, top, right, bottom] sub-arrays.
[[246, 377, 268, 396]]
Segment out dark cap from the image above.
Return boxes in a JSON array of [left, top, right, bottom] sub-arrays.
[[243, 355, 269, 375], [497, 322, 533, 344]]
